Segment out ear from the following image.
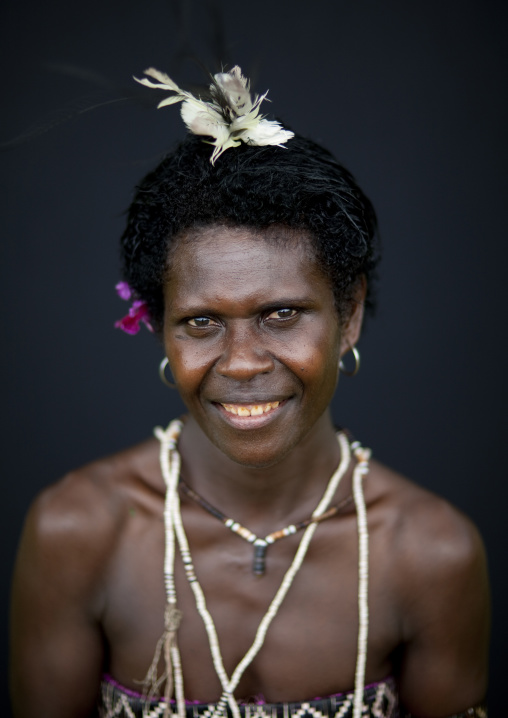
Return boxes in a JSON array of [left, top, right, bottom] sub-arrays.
[[339, 276, 367, 357]]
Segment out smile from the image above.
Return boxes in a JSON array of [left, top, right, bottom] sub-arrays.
[[220, 401, 280, 417]]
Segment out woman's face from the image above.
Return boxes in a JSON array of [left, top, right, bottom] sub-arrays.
[[162, 225, 362, 467]]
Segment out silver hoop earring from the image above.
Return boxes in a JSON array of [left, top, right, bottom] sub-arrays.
[[159, 357, 176, 389], [339, 346, 360, 377]]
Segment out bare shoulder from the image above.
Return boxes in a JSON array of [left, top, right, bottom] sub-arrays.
[[16, 437, 162, 595], [368, 460, 486, 569], [367, 460, 489, 641], [10, 438, 166, 716]]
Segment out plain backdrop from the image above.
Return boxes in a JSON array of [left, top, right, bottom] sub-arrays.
[[1, 0, 507, 714]]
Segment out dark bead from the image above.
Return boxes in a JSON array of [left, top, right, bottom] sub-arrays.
[[253, 543, 268, 575]]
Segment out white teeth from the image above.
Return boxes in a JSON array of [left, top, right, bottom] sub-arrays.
[[221, 401, 280, 417]]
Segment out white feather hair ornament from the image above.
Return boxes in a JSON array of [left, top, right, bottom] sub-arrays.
[[134, 65, 294, 164]]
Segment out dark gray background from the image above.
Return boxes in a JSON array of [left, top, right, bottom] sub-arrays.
[[1, 0, 507, 713]]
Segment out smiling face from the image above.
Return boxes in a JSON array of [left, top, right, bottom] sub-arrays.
[[163, 225, 363, 468]]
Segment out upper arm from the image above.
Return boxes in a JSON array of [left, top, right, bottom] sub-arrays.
[[10, 473, 116, 718], [396, 500, 490, 717]]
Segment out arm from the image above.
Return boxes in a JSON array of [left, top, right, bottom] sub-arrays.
[[396, 497, 490, 717], [10, 471, 115, 718]]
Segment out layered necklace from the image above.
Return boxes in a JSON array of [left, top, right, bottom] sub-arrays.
[[152, 419, 370, 718]]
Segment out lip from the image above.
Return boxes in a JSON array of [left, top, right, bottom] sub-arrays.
[[212, 398, 289, 430]]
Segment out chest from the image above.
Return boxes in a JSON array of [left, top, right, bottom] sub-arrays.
[[101, 503, 399, 701]]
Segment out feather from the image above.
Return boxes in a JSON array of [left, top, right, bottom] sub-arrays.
[[140, 67, 183, 92], [212, 65, 252, 115], [134, 65, 294, 164], [157, 95, 187, 109]]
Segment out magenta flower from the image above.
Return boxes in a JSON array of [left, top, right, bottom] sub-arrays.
[[115, 281, 132, 300], [114, 282, 154, 334]]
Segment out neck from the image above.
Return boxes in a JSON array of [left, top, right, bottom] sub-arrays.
[[177, 412, 346, 528]]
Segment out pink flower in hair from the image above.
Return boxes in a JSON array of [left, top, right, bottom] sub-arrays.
[[115, 282, 154, 334], [115, 281, 132, 301]]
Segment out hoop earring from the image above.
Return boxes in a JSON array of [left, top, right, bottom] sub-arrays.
[[159, 357, 176, 389], [339, 346, 360, 377]]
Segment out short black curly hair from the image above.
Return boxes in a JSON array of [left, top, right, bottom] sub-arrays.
[[120, 132, 379, 333]]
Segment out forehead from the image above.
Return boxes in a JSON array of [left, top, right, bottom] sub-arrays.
[[169, 224, 315, 264], [164, 225, 333, 310]]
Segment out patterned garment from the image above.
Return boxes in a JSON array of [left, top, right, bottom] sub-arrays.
[[98, 675, 488, 718], [402, 708, 487, 718], [98, 675, 399, 718]]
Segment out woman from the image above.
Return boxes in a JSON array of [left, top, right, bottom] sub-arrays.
[[10, 67, 489, 718]]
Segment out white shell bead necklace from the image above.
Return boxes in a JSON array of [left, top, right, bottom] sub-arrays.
[[154, 419, 370, 718]]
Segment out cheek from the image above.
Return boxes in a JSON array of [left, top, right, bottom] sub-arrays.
[[164, 335, 216, 395], [280, 330, 341, 387]]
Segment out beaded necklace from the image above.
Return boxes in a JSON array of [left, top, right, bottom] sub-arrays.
[[154, 419, 371, 718], [180, 479, 354, 575]]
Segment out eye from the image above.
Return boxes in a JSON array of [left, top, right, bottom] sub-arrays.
[[187, 316, 217, 328], [266, 308, 298, 321]]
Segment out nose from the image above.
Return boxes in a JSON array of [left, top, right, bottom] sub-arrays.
[[215, 323, 275, 380]]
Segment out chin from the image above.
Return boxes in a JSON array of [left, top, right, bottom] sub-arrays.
[[208, 426, 303, 470]]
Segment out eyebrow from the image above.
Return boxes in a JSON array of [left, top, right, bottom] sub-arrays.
[[258, 297, 316, 307], [170, 297, 318, 316]]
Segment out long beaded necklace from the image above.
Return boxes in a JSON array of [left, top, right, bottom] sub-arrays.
[[154, 419, 371, 718], [180, 479, 354, 575]]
